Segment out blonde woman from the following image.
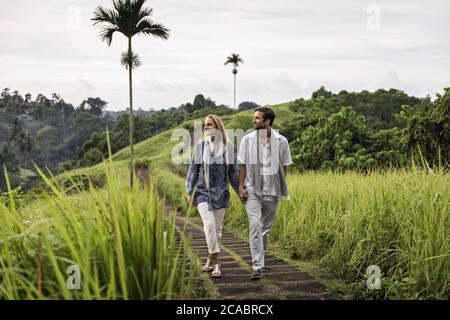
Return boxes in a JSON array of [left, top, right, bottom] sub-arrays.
[[185, 114, 239, 278]]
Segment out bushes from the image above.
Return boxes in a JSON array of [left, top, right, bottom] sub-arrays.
[[287, 88, 449, 172], [397, 87, 450, 167], [291, 107, 406, 172]]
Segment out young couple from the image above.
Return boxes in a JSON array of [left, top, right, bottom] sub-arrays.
[[185, 107, 292, 280]]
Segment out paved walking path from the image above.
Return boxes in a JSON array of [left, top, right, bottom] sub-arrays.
[[175, 215, 338, 300]]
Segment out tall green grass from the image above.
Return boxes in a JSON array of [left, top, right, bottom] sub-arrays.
[[34, 102, 448, 299], [0, 157, 195, 299], [226, 168, 450, 299]]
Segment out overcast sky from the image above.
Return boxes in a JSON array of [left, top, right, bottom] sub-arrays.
[[1, 0, 449, 111]]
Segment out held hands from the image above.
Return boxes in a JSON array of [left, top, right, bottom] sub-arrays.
[[238, 185, 248, 202]]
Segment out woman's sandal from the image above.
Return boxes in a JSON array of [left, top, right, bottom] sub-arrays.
[[210, 253, 221, 278], [202, 254, 214, 272], [211, 263, 221, 278]]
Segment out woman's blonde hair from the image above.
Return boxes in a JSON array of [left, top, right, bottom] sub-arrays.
[[204, 114, 230, 145]]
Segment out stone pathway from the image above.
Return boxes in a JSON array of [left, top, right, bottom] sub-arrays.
[[175, 215, 338, 300]]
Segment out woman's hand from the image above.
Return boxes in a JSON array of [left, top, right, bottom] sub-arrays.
[[186, 195, 194, 206], [238, 186, 248, 202]]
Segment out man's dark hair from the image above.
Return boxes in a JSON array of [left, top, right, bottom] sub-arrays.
[[255, 107, 276, 126]]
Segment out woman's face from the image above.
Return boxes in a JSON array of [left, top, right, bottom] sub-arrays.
[[203, 117, 217, 135]]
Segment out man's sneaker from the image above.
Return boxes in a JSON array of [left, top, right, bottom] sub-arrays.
[[261, 266, 271, 272], [251, 269, 262, 280]]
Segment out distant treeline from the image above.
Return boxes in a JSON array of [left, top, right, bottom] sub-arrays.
[[0, 89, 236, 191], [1, 86, 449, 191]]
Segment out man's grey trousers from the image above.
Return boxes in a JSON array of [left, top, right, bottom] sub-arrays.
[[245, 190, 279, 271]]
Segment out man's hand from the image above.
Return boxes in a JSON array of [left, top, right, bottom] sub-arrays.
[[238, 165, 248, 202], [239, 185, 248, 202]]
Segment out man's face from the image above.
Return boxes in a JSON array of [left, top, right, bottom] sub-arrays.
[[253, 111, 269, 130]]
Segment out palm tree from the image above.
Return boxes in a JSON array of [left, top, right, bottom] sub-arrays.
[[92, 0, 169, 188], [224, 53, 244, 108]]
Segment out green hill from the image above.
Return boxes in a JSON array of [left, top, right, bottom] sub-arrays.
[[54, 101, 295, 211], [13, 96, 450, 299]]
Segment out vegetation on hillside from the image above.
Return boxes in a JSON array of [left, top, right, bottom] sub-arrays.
[[0, 88, 236, 192], [0, 149, 195, 299]]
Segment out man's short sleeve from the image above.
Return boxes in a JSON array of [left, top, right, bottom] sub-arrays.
[[237, 136, 247, 165], [281, 138, 293, 166]]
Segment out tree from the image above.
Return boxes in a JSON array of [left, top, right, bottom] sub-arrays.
[[193, 94, 206, 110], [25, 93, 32, 104], [8, 118, 26, 145], [51, 93, 63, 104], [113, 113, 152, 152], [396, 88, 450, 167], [35, 125, 59, 163], [92, 0, 170, 188], [292, 107, 372, 171], [66, 111, 108, 154], [288, 104, 409, 172], [36, 94, 50, 107], [62, 103, 75, 120], [7, 118, 34, 168], [82, 147, 104, 167], [225, 53, 244, 108], [12, 91, 24, 105], [238, 101, 259, 111], [1, 88, 11, 104], [0, 144, 19, 192], [81, 97, 108, 116], [312, 86, 333, 99]]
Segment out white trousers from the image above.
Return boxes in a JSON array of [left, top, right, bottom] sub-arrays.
[[197, 202, 225, 254]]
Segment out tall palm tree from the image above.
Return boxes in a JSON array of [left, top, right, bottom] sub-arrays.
[[92, 0, 169, 188], [224, 53, 243, 108]]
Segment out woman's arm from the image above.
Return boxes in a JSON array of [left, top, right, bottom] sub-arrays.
[[185, 143, 201, 196], [228, 162, 239, 195], [226, 145, 239, 194]]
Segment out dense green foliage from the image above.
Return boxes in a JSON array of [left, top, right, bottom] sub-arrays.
[[0, 89, 236, 191], [284, 87, 449, 172], [0, 157, 196, 299], [0, 89, 111, 191], [397, 88, 450, 167]]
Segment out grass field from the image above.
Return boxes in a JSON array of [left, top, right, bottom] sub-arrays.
[[225, 169, 450, 299], [2, 101, 449, 300], [0, 154, 196, 299]]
